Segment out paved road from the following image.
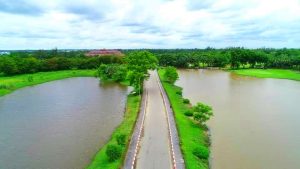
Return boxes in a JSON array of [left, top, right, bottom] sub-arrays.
[[135, 71, 173, 169]]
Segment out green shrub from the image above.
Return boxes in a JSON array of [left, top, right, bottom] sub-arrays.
[[27, 76, 34, 82], [193, 146, 209, 159], [105, 144, 122, 162], [116, 134, 126, 146], [176, 90, 182, 96], [184, 110, 193, 116], [183, 98, 190, 104], [193, 103, 213, 123], [0, 84, 8, 89]]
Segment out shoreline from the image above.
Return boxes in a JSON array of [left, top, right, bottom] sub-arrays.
[[158, 69, 210, 169], [0, 70, 97, 97]]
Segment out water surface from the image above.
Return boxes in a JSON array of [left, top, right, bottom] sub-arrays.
[[0, 77, 130, 169], [176, 69, 300, 169]]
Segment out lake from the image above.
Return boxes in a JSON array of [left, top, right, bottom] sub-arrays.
[[176, 69, 300, 169], [0, 77, 130, 169]]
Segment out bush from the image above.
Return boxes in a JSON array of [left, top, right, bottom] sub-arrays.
[[184, 110, 193, 116], [193, 112, 202, 121], [106, 144, 122, 162], [163, 66, 179, 84], [27, 76, 34, 82], [183, 98, 190, 104], [176, 90, 182, 96], [193, 103, 213, 123], [116, 134, 126, 146], [193, 146, 209, 159]]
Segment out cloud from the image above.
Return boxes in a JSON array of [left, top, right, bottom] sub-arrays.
[[0, 0, 300, 49], [0, 0, 44, 16]]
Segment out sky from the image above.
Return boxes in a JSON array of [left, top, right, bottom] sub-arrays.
[[0, 0, 300, 49]]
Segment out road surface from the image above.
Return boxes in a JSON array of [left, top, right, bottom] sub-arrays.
[[135, 71, 173, 169]]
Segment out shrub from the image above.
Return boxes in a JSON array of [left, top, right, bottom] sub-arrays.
[[0, 84, 7, 89], [163, 66, 179, 84], [106, 144, 122, 162], [183, 98, 190, 104], [193, 112, 202, 121], [116, 134, 126, 146], [27, 76, 34, 82], [176, 90, 182, 96], [184, 110, 193, 116], [193, 146, 209, 159], [193, 103, 213, 123]]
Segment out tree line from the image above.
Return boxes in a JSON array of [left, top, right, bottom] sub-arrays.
[[152, 48, 300, 70], [0, 50, 122, 75], [1, 48, 300, 76]]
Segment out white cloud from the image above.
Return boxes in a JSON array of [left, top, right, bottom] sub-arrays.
[[0, 0, 299, 49]]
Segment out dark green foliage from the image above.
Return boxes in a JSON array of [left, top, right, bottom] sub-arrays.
[[151, 48, 300, 70], [98, 64, 127, 82], [116, 134, 126, 146], [184, 110, 193, 116], [193, 146, 209, 160], [183, 98, 190, 104], [164, 66, 179, 84], [105, 144, 122, 162], [176, 90, 182, 96], [0, 50, 122, 76]]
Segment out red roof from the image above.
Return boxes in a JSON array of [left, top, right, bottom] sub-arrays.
[[85, 49, 124, 57]]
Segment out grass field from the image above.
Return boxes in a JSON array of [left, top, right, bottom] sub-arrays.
[[0, 70, 97, 97], [231, 69, 300, 81], [87, 94, 141, 169], [158, 69, 209, 169]]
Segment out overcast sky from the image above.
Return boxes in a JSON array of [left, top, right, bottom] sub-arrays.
[[0, 0, 299, 49]]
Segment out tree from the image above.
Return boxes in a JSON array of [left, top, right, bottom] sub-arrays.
[[164, 66, 179, 84], [105, 144, 122, 162], [124, 51, 158, 93], [193, 103, 213, 124], [97, 64, 127, 82], [0, 57, 18, 75], [124, 50, 158, 74]]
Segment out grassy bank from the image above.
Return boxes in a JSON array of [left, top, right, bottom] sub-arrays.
[[87, 94, 141, 169], [0, 70, 97, 97], [158, 69, 209, 169], [231, 69, 300, 81]]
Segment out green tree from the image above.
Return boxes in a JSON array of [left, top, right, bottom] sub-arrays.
[[1, 57, 18, 75], [105, 144, 122, 162], [97, 64, 127, 82], [124, 50, 158, 74], [164, 66, 179, 84], [124, 51, 158, 93], [193, 103, 213, 124]]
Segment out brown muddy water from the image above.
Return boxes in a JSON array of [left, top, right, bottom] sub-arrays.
[[176, 69, 300, 169], [0, 77, 130, 169]]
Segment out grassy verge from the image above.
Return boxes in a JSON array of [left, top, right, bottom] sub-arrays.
[[231, 69, 300, 81], [0, 70, 97, 96], [87, 94, 141, 169], [158, 69, 209, 169]]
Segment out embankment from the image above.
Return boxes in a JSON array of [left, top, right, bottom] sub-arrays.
[[158, 69, 210, 169]]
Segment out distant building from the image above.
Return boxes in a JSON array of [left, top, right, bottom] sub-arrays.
[[85, 49, 124, 57]]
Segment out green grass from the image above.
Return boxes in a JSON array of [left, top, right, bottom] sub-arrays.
[[231, 69, 300, 81], [0, 70, 97, 97], [87, 94, 141, 169], [158, 69, 209, 169]]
